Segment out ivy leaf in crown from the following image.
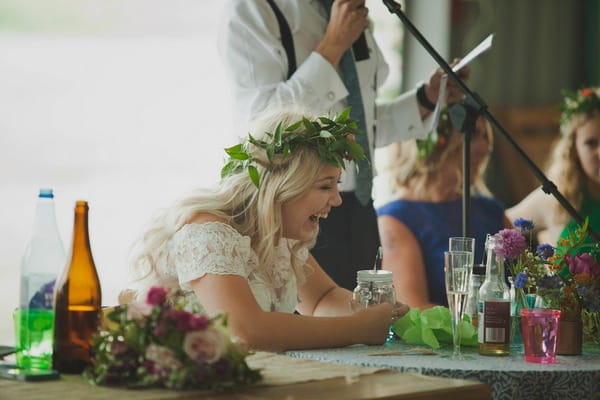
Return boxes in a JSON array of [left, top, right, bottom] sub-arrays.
[[559, 88, 600, 132], [221, 107, 367, 188]]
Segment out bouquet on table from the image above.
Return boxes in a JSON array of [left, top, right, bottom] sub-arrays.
[[84, 286, 262, 390], [494, 218, 600, 344]]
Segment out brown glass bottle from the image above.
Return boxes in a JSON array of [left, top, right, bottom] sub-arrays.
[[53, 201, 102, 373]]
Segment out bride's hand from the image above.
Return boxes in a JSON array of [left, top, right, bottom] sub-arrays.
[[392, 301, 410, 321]]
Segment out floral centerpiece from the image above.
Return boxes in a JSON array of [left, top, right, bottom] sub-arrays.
[[493, 219, 600, 345], [84, 286, 262, 390]]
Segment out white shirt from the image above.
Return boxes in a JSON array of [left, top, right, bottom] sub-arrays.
[[218, 0, 428, 192]]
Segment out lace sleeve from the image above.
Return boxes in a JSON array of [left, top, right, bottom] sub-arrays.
[[168, 222, 253, 288]]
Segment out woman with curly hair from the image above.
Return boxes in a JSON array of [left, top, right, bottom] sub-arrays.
[[508, 87, 600, 246], [376, 112, 510, 310], [124, 108, 407, 352]]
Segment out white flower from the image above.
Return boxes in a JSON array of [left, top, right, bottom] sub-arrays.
[[183, 327, 227, 363], [145, 344, 183, 370]]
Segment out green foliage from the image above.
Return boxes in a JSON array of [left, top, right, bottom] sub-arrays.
[[392, 306, 477, 349], [220, 108, 366, 188], [559, 88, 600, 133]]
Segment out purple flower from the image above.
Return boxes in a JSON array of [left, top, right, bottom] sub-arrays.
[[536, 243, 555, 260], [514, 218, 535, 232], [577, 286, 600, 312], [494, 229, 527, 259], [214, 359, 230, 376], [537, 275, 563, 289], [514, 272, 528, 289], [564, 253, 600, 276], [110, 340, 129, 357], [147, 286, 168, 306]]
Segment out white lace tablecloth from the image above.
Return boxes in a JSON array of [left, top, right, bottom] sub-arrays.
[[287, 343, 600, 400]]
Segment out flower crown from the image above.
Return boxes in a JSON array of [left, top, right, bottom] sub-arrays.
[[416, 109, 453, 159], [220, 108, 366, 188], [559, 88, 600, 133]]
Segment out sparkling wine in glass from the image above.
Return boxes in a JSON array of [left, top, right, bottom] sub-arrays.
[[444, 251, 473, 360]]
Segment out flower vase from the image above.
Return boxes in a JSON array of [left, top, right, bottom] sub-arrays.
[[582, 310, 600, 345], [556, 314, 583, 355], [509, 279, 527, 350]]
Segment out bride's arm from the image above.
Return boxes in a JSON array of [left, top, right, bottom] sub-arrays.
[[296, 254, 355, 317], [190, 273, 391, 352]]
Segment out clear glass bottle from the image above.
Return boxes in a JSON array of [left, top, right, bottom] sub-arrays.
[[16, 188, 65, 369], [466, 264, 486, 327], [478, 234, 510, 355], [53, 201, 102, 373]]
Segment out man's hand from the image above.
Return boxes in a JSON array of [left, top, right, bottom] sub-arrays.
[[316, 0, 369, 67], [423, 58, 470, 109]]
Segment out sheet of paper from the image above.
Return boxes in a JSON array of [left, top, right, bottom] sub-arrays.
[[425, 74, 448, 133], [452, 33, 494, 72]]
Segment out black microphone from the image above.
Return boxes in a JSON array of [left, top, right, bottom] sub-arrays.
[[353, 33, 369, 61]]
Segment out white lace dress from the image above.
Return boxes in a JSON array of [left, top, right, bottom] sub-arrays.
[[147, 222, 308, 313]]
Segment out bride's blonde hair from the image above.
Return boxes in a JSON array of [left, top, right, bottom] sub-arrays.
[[129, 108, 330, 293]]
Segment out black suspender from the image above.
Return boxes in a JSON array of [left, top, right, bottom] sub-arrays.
[[265, 0, 297, 79]]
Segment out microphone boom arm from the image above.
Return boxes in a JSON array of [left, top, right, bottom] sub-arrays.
[[382, 0, 600, 243]]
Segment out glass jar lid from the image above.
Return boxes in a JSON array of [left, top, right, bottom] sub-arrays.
[[356, 270, 393, 283]]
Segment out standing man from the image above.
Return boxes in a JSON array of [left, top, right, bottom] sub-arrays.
[[218, 0, 468, 290]]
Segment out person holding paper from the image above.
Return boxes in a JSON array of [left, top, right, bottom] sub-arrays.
[[377, 112, 510, 309], [218, 0, 469, 291]]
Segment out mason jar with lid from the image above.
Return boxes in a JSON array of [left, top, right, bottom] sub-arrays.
[[351, 270, 396, 310]]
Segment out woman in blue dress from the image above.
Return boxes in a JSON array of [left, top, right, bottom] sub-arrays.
[[376, 112, 510, 309]]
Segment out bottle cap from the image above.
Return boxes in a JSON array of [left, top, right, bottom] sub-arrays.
[[39, 188, 54, 198], [357, 270, 393, 283]]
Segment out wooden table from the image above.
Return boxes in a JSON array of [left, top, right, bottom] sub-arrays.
[[0, 353, 492, 400], [0, 371, 491, 400]]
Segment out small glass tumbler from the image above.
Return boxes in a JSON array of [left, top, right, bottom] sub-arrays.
[[448, 237, 475, 254], [520, 308, 561, 364]]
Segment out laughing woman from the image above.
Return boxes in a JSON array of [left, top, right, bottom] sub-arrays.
[[126, 109, 406, 352]]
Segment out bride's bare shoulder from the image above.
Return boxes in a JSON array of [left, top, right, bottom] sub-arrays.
[[187, 212, 228, 225]]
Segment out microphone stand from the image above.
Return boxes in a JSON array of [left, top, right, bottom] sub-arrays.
[[382, 0, 600, 243]]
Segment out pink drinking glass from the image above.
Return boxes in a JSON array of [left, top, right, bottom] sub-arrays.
[[520, 308, 561, 364]]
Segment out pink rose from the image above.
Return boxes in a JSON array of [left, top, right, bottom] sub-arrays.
[[126, 302, 153, 320], [183, 328, 227, 363], [146, 286, 168, 306], [565, 253, 600, 276]]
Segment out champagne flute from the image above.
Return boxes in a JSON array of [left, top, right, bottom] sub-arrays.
[[444, 251, 473, 360]]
